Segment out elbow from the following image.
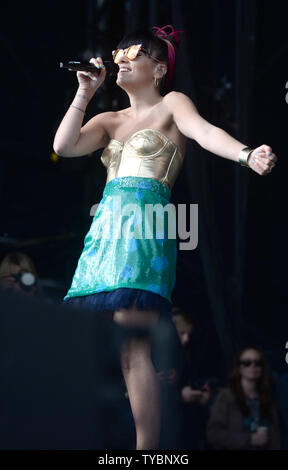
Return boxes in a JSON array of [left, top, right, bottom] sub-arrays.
[[53, 136, 82, 157], [53, 139, 63, 156], [53, 146, 62, 156], [53, 142, 70, 157]]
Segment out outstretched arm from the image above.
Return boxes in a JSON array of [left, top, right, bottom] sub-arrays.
[[164, 91, 277, 175]]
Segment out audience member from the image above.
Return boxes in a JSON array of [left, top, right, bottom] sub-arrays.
[[0, 251, 47, 301], [171, 306, 221, 449], [206, 346, 281, 450]]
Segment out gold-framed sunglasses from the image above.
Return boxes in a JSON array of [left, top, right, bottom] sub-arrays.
[[112, 44, 163, 64]]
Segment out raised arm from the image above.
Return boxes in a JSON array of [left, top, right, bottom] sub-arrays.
[[164, 91, 277, 175], [53, 57, 111, 157]]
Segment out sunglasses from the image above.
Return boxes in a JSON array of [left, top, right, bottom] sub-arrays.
[[239, 359, 263, 367], [112, 44, 163, 64]]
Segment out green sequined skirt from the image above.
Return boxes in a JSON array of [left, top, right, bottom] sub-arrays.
[[62, 176, 177, 315]]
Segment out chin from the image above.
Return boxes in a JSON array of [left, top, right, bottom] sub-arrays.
[[116, 78, 132, 91], [116, 75, 126, 84]]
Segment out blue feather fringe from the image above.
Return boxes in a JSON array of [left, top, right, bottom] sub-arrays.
[[62, 287, 172, 316]]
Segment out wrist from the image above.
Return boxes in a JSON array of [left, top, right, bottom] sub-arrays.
[[76, 88, 91, 103], [72, 96, 89, 112], [70, 104, 86, 115], [238, 147, 254, 167]]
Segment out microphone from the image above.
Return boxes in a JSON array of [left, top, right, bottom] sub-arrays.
[[59, 60, 117, 76]]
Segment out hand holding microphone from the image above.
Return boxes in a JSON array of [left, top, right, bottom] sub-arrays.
[[79, 57, 106, 86], [54, 56, 113, 155], [72, 57, 107, 103], [60, 56, 117, 103]]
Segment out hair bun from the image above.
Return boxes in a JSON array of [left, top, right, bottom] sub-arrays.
[[152, 24, 184, 45]]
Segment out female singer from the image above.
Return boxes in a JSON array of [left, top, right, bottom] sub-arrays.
[[54, 25, 277, 449]]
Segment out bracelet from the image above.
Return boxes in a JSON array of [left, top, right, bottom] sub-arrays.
[[238, 147, 254, 167], [70, 104, 86, 114]]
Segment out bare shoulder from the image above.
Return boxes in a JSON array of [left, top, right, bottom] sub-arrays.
[[163, 91, 198, 112], [163, 91, 213, 143]]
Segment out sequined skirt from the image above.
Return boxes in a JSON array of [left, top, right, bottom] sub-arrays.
[[62, 176, 177, 315]]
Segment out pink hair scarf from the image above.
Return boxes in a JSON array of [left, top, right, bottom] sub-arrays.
[[152, 25, 185, 86]]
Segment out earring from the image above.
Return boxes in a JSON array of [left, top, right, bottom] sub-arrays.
[[154, 76, 159, 87]]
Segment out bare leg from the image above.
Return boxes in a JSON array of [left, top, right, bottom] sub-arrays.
[[113, 305, 161, 450]]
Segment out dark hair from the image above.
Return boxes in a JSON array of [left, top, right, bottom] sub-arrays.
[[116, 25, 183, 92], [228, 346, 275, 422]]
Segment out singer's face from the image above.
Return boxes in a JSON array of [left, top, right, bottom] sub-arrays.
[[115, 48, 157, 90]]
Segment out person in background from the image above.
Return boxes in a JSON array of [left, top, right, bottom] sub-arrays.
[[156, 306, 195, 387], [0, 251, 44, 300], [206, 346, 281, 450], [170, 306, 220, 449], [172, 307, 215, 405]]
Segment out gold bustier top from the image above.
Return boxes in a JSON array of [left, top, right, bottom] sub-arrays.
[[100, 128, 184, 190]]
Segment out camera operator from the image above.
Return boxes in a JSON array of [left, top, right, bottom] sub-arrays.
[[0, 252, 43, 300]]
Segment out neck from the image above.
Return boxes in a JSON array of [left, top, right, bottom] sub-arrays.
[[241, 377, 258, 397], [124, 85, 162, 118]]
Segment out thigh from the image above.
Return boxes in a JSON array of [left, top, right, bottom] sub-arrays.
[[113, 302, 160, 328], [119, 331, 153, 373]]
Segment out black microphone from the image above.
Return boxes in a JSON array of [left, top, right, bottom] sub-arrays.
[[59, 60, 117, 76]]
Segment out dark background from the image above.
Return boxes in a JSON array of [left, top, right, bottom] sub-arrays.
[[1, 0, 287, 377]]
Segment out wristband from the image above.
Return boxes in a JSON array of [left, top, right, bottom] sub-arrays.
[[238, 147, 254, 167]]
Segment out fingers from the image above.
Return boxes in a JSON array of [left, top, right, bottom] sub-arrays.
[[0, 275, 15, 284], [87, 58, 98, 81], [0, 276, 21, 291], [249, 148, 277, 175], [262, 153, 276, 175], [88, 57, 106, 81], [259, 149, 277, 163], [90, 57, 105, 68], [256, 161, 274, 175], [249, 152, 264, 174], [261, 144, 272, 155]]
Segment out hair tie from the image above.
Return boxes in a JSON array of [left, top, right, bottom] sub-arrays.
[[152, 24, 184, 45], [152, 25, 184, 87]]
